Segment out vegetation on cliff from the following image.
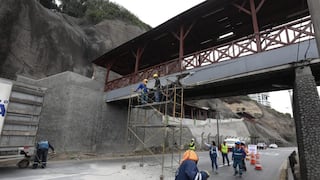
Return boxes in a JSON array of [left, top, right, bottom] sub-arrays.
[[39, 0, 151, 29]]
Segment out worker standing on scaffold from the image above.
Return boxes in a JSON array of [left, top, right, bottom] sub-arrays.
[[135, 79, 148, 104], [153, 73, 161, 102]]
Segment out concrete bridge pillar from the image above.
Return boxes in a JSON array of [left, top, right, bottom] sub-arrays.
[[293, 65, 320, 179]]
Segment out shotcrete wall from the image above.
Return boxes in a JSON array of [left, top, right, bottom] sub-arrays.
[[16, 71, 127, 153]]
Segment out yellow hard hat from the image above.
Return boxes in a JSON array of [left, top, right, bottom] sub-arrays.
[[153, 73, 158, 78]]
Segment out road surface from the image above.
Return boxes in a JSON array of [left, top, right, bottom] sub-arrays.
[[0, 147, 295, 180]]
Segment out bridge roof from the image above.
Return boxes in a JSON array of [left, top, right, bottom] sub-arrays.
[[93, 0, 309, 75]]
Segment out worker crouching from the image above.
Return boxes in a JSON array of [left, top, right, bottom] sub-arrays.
[[32, 140, 55, 169]]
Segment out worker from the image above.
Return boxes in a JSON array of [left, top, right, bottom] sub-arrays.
[[189, 138, 196, 151], [153, 73, 161, 102], [135, 79, 148, 104], [220, 141, 230, 166], [32, 140, 55, 169], [204, 141, 219, 174], [176, 149, 210, 180], [232, 141, 246, 177]]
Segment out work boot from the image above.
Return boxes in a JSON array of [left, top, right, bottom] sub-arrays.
[[32, 164, 38, 169], [233, 171, 238, 176], [41, 163, 46, 169]]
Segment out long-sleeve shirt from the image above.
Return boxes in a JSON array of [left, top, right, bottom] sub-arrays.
[[232, 147, 246, 161], [204, 143, 219, 157], [135, 83, 148, 93], [37, 140, 54, 151]]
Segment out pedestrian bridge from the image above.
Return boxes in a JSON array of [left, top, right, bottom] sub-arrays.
[[105, 39, 319, 102], [90, 0, 318, 103]]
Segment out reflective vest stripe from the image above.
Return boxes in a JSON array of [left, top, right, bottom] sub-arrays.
[[194, 172, 202, 180]]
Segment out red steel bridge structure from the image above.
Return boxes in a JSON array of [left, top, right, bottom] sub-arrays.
[[93, 0, 314, 92]]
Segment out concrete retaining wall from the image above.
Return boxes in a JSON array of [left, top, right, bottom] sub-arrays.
[[16, 72, 127, 153]]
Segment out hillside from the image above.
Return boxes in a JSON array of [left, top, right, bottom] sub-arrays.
[[0, 0, 147, 79]]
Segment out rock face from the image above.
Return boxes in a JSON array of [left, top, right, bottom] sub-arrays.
[[0, 0, 146, 79], [222, 97, 296, 146], [186, 97, 296, 146]]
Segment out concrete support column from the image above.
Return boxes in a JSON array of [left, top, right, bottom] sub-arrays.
[[293, 65, 320, 179]]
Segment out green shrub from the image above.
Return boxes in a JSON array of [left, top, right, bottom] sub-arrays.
[[60, 0, 151, 29]]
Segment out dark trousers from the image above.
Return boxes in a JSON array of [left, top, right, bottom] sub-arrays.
[[34, 149, 48, 165], [154, 90, 161, 102], [222, 153, 230, 165], [233, 159, 243, 175], [242, 159, 247, 171], [210, 154, 218, 171], [140, 92, 148, 104]]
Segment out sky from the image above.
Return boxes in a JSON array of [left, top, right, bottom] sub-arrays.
[[110, 0, 206, 27]]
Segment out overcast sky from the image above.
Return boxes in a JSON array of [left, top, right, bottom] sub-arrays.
[[110, 0, 206, 27]]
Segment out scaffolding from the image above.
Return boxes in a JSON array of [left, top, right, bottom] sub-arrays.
[[122, 78, 185, 179]]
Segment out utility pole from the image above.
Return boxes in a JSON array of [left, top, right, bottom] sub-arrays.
[[307, 0, 320, 54]]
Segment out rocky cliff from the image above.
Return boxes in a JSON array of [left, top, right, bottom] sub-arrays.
[[0, 0, 147, 79], [187, 97, 296, 146]]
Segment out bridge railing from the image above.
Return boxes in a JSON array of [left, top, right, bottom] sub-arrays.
[[105, 16, 314, 91]]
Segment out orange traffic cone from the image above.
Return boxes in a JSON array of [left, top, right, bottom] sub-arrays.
[[255, 152, 262, 170], [250, 153, 256, 165]]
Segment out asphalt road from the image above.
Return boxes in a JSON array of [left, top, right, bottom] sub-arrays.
[[197, 147, 296, 180], [0, 147, 295, 180]]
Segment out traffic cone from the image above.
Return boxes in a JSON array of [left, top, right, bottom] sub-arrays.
[[250, 153, 256, 165], [255, 152, 262, 170]]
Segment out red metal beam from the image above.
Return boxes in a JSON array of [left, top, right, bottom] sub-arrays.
[[249, 0, 262, 52], [232, 2, 251, 15], [179, 25, 185, 71], [256, 0, 266, 13]]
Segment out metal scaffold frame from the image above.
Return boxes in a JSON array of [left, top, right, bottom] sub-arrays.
[[122, 78, 185, 180]]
